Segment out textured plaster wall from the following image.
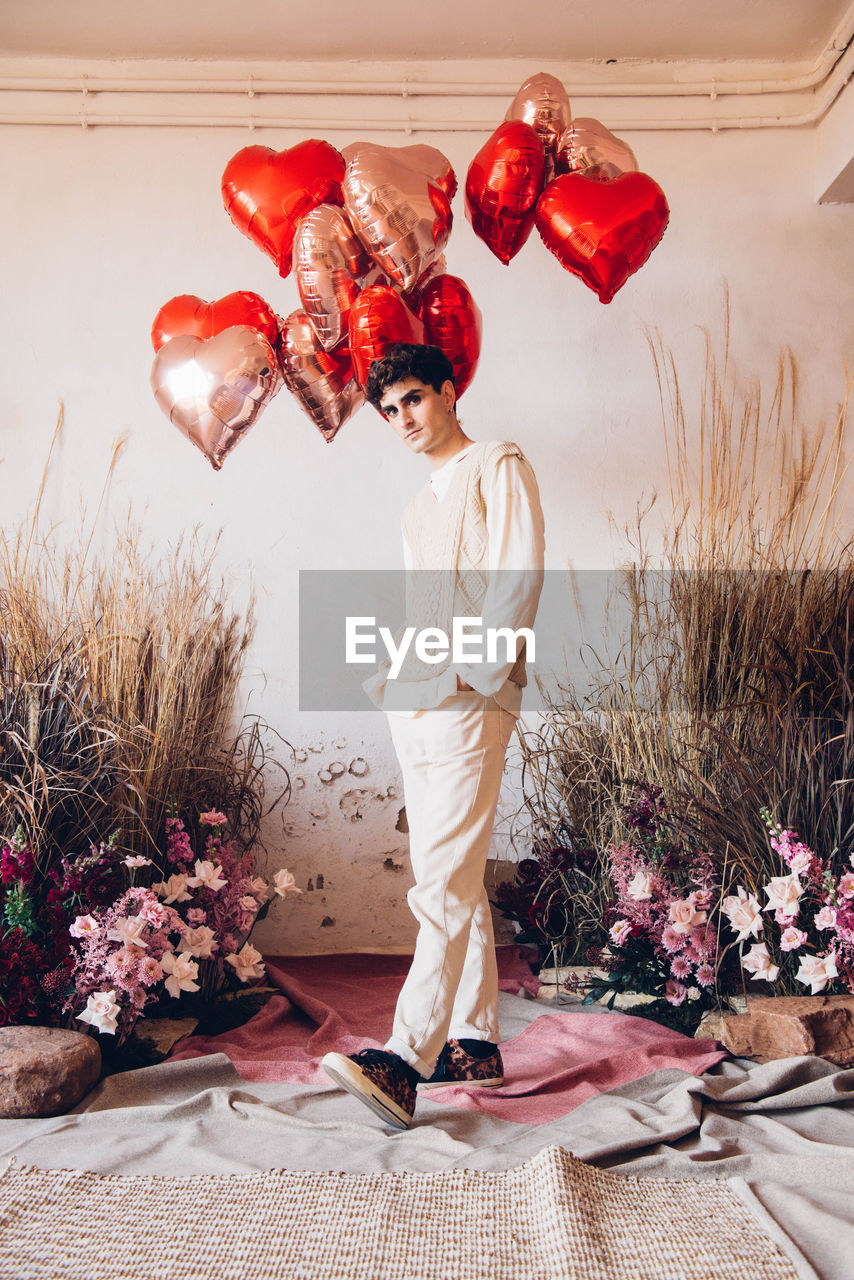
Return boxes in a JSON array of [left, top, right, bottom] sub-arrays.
[[1, 104, 852, 954]]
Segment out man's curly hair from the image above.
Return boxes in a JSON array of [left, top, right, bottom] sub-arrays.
[[365, 343, 456, 410]]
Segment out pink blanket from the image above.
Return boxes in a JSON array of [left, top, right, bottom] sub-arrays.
[[168, 950, 726, 1125]]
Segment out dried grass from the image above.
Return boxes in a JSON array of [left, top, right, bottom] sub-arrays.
[[517, 315, 854, 957], [0, 409, 286, 871]]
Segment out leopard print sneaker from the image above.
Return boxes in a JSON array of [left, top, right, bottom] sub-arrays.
[[321, 1048, 419, 1129], [417, 1039, 504, 1089]]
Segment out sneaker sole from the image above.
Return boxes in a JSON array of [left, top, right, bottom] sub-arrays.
[[321, 1052, 413, 1130], [417, 1075, 504, 1090]]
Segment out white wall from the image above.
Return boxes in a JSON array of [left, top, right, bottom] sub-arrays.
[[1, 107, 852, 953]]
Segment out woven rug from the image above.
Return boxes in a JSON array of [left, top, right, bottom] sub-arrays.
[[0, 1146, 796, 1280]]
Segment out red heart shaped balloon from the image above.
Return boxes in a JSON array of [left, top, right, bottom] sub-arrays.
[[465, 122, 546, 265], [418, 274, 482, 399], [221, 140, 345, 278], [348, 285, 426, 387], [279, 310, 364, 443], [150, 291, 281, 354], [536, 171, 670, 304]]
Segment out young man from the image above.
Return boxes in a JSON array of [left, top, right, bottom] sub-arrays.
[[322, 343, 545, 1128]]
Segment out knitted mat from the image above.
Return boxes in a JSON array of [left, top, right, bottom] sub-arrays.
[[0, 1146, 797, 1280]]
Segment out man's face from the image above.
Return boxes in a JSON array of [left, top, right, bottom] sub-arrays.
[[378, 377, 457, 461]]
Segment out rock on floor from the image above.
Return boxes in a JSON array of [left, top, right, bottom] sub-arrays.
[[0, 1025, 101, 1118], [722, 994, 854, 1066]]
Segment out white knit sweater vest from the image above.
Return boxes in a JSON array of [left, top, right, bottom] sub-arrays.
[[396, 440, 527, 687]]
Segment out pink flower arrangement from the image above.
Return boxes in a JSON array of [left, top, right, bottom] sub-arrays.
[[720, 810, 853, 996], [584, 786, 728, 1023], [65, 812, 301, 1043]]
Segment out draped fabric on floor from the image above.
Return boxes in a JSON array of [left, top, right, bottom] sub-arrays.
[[1, 950, 853, 1279], [168, 950, 727, 1122]]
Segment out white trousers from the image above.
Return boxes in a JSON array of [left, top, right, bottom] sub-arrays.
[[384, 691, 516, 1077]]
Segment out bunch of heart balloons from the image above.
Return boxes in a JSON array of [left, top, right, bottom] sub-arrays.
[[466, 72, 670, 305], [150, 138, 482, 470]]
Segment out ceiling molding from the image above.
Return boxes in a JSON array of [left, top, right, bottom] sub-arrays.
[[0, 4, 852, 133]]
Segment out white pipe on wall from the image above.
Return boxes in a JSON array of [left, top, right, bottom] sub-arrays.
[[0, 2, 852, 132]]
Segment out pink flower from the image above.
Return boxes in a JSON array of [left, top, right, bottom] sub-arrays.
[[178, 925, 218, 959], [138, 896, 170, 928], [609, 919, 633, 946], [160, 952, 200, 998], [795, 952, 838, 994], [153, 874, 193, 904], [239, 894, 260, 914], [138, 955, 164, 986], [187, 907, 207, 925], [106, 915, 149, 950], [199, 810, 228, 828], [814, 905, 837, 931], [69, 914, 100, 940], [273, 868, 301, 897], [668, 898, 707, 936], [786, 848, 814, 877], [76, 989, 121, 1035], [721, 887, 763, 942], [626, 871, 654, 901], [688, 888, 714, 912], [764, 874, 803, 917], [246, 876, 272, 904], [696, 962, 715, 987], [225, 942, 265, 983], [838, 873, 854, 901], [107, 946, 141, 981], [189, 860, 228, 893], [665, 980, 687, 1006], [662, 925, 687, 952], [780, 926, 808, 952], [689, 925, 714, 960], [670, 954, 692, 979], [775, 910, 797, 927], [123, 855, 152, 869], [742, 941, 779, 982]]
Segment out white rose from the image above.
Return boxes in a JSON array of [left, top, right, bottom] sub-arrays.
[[76, 989, 121, 1035], [626, 871, 654, 901], [764, 874, 803, 918]]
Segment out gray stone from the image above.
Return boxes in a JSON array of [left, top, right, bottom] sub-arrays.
[[133, 1016, 198, 1057], [721, 994, 854, 1066], [0, 1025, 101, 1117]]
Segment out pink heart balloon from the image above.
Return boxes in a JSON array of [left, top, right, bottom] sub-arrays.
[[294, 204, 371, 351], [505, 73, 572, 178], [151, 326, 282, 470], [342, 142, 457, 202], [556, 117, 639, 181], [279, 310, 364, 443], [342, 144, 452, 293]]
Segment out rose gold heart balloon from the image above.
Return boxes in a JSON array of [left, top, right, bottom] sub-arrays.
[[342, 144, 453, 293], [279, 310, 364, 443], [342, 142, 457, 202], [294, 204, 371, 352], [151, 326, 282, 470], [505, 73, 571, 178], [556, 117, 639, 181]]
